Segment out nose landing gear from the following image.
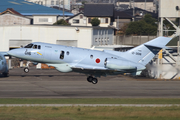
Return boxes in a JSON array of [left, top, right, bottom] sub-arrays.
[[87, 76, 98, 84], [24, 67, 29, 73]]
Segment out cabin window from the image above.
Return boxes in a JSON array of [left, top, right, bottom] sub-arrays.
[[24, 44, 33, 48], [66, 51, 69, 55], [90, 55, 93, 59], [60, 51, 64, 59], [38, 45, 41, 49]]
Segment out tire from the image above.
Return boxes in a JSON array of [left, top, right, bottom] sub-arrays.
[[92, 78, 98, 84], [24, 67, 29, 73], [87, 76, 93, 82]]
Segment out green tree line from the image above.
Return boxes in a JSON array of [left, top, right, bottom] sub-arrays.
[[125, 14, 157, 35]]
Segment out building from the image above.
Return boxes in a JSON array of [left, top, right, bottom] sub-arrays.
[[0, 0, 73, 25], [67, 4, 115, 27], [67, 3, 157, 30], [122, 7, 158, 21], [116, 0, 156, 13], [84, 3, 114, 27], [0, 8, 31, 25], [25, 0, 71, 10], [67, 12, 87, 26], [0, 25, 114, 51], [113, 10, 132, 29]]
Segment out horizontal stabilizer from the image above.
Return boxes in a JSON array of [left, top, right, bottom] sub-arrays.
[[144, 37, 171, 48]]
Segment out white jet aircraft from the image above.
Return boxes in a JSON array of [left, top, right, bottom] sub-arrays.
[[7, 37, 172, 84]]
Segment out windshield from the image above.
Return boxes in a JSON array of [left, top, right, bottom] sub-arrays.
[[24, 44, 33, 48]]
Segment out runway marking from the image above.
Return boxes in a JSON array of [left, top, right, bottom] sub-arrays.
[[0, 104, 180, 107]]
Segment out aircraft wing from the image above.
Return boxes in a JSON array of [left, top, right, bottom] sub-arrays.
[[70, 63, 136, 77]]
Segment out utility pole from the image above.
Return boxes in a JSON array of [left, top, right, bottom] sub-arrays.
[[145, 0, 146, 11], [129, 0, 132, 8], [59, 0, 60, 10], [133, 0, 135, 21], [63, 0, 64, 19]]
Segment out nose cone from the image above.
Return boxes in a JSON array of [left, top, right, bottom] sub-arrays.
[[7, 49, 23, 57], [7, 49, 16, 56]]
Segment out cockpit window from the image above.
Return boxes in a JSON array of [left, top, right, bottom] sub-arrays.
[[33, 45, 37, 49], [24, 44, 33, 48]]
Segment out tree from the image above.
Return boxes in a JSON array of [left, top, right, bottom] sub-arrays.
[[82, 1, 87, 5], [80, 1, 87, 8], [125, 14, 158, 35], [143, 14, 156, 26], [121, 23, 129, 35], [91, 18, 100, 26], [53, 19, 70, 25]]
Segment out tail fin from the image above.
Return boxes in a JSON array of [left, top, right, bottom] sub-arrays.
[[122, 37, 172, 66]]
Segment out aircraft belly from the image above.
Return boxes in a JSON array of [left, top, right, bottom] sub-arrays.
[[48, 63, 72, 72]]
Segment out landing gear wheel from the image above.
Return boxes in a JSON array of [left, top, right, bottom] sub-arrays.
[[87, 76, 93, 82], [92, 78, 98, 84], [24, 67, 29, 73]]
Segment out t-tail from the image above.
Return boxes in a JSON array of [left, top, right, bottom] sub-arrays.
[[122, 36, 172, 66]]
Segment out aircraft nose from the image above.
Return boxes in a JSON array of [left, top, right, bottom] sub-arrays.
[[7, 49, 22, 57], [7, 49, 16, 56]]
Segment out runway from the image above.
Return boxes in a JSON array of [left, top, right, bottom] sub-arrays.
[[1, 104, 180, 107], [0, 68, 180, 98]]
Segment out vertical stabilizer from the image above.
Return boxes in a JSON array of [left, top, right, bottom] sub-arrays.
[[121, 37, 172, 66]]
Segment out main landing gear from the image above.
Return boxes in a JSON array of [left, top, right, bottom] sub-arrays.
[[87, 76, 98, 84]]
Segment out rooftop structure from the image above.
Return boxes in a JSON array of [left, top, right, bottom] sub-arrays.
[[0, 0, 73, 16], [84, 3, 114, 17]]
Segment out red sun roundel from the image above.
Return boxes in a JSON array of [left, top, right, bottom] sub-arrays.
[[96, 58, 100, 63]]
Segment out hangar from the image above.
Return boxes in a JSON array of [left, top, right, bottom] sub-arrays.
[[0, 25, 114, 51]]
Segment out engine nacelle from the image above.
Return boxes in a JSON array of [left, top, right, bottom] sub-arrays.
[[105, 58, 137, 70]]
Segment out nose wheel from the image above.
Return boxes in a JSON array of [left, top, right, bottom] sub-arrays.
[[24, 67, 29, 73], [23, 61, 31, 73], [87, 76, 98, 84]]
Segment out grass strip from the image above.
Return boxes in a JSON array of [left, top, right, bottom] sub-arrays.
[[0, 98, 180, 104], [1, 106, 180, 120]]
